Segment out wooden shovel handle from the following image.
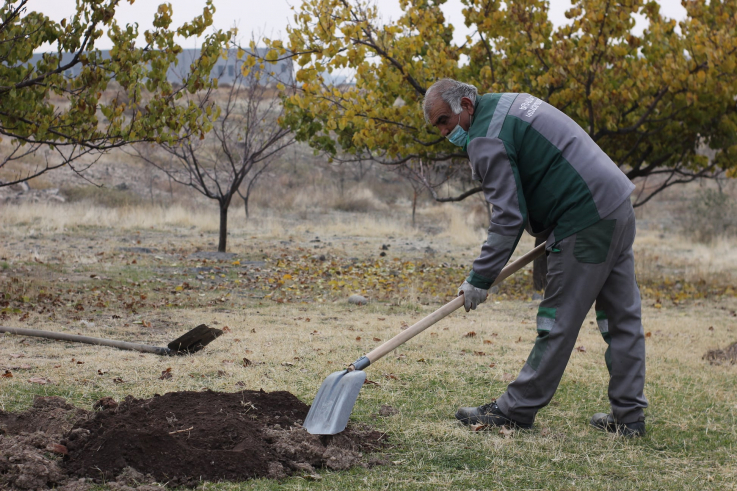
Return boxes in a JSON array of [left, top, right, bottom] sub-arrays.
[[0, 326, 172, 355], [356, 241, 546, 368]]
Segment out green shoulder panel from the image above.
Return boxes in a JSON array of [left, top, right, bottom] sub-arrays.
[[467, 93, 501, 143], [499, 116, 601, 239]]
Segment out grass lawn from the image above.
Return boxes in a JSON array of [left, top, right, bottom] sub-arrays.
[[1, 204, 735, 490]]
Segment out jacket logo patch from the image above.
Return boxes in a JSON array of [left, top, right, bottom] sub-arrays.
[[519, 95, 542, 118]]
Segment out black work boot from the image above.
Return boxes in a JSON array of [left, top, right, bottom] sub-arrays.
[[455, 401, 533, 429], [590, 412, 645, 437]]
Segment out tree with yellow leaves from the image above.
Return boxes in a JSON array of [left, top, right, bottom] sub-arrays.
[[277, 0, 737, 205], [0, 0, 231, 187]]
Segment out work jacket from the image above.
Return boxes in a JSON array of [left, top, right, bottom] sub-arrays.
[[464, 93, 634, 289]]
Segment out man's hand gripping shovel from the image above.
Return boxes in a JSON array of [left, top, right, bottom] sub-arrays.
[[304, 242, 547, 435]]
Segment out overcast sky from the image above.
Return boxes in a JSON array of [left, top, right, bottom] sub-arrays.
[[31, 0, 688, 51]]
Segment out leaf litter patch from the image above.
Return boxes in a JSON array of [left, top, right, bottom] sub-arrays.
[[703, 340, 737, 365], [0, 391, 387, 489]]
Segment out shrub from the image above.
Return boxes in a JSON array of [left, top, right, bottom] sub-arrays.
[[61, 185, 143, 208], [682, 188, 737, 243]]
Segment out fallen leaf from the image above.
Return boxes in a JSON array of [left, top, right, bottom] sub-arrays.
[[2, 370, 12, 378], [464, 331, 477, 338], [251, 328, 256, 333], [430, 332, 438, 337], [355, 336, 362, 341], [499, 426, 515, 437], [377, 317, 385, 321], [47, 444, 68, 455], [502, 373, 514, 382], [113, 377, 124, 384], [281, 362, 294, 367], [159, 367, 173, 380], [488, 363, 496, 368], [645, 331, 652, 338], [708, 326, 714, 331], [483, 340, 493, 345], [9, 353, 24, 359], [217, 370, 227, 376], [28, 377, 52, 385], [576, 345, 587, 353], [400, 321, 409, 330], [384, 373, 398, 380], [373, 337, 381, 342], [416, 358, 426, 363], [222, 326, 231, 333], [242, 358, 252, 367], [305, 318, 311, 322], [473, 351, 486, 356], [470, 423, 488, 431], [363, 379, 380, 386], [97, 369, 108, 375], [235, 381, 246, 387]]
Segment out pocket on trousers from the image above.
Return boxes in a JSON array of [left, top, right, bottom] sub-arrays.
[[573, 219, 616, 264]]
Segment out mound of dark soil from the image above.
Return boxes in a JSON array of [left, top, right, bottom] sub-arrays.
[[0, 396, 92, 490], [63, 389, 386, 486], [0, 391, 387, 489]]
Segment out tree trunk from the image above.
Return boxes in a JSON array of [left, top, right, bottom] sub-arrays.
[[243, 194, 249, 219], [412, 188, 417, 227], [533, 235, 547, 291], [218, 204, 228, 253]]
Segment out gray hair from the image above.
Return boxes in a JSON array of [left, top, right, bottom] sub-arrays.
[[422, 79, 478, 123]]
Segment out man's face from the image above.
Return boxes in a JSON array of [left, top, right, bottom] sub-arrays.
[[429, 96, 475, 137]]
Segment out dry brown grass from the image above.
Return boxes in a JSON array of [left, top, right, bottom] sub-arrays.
[[1, 188, 737, 488]]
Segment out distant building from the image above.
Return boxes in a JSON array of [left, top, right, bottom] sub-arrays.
[[27, 48, 293, 85]]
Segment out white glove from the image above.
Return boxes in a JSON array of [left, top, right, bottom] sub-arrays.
[[457, 280, 489, 312]]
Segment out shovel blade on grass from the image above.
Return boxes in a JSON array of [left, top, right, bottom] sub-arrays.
[[167, 324, 223, 354], [304, 369, 366, 435]]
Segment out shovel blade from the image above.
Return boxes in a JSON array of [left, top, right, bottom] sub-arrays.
[[167, 324, 223, 354], [304, 369, 366, 435]]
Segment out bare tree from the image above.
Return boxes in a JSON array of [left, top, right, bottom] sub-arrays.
[[396, 159, 462, 227], [132, 51, 294, 252]]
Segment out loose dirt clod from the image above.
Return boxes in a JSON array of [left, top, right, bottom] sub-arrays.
[[0, 391, 386, 489]]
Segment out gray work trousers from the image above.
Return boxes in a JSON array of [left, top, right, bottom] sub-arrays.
[[496, 200, 648, 425]]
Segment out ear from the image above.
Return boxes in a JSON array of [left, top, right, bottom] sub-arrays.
[[460, 97, 475, 116]]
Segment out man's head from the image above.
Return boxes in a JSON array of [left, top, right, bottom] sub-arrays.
[[422, 79, 478, 137]]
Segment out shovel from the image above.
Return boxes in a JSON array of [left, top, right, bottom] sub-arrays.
[[0, 323, 223, 356], [304, 242, 547, 435]]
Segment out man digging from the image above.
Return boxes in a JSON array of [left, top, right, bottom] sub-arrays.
[[423, 79, 648, 437]]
